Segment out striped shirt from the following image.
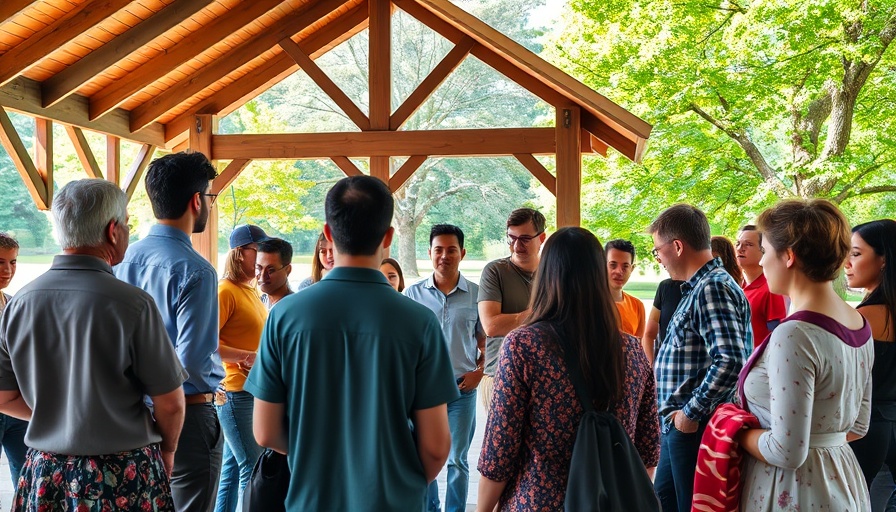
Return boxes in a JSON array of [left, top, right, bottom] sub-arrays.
[[656, 258, 753, 422]]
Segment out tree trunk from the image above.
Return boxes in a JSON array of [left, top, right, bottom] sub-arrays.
[[395, 214, 420, 278]]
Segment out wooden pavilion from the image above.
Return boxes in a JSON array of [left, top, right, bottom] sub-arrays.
[[0, 0, 651, 263]]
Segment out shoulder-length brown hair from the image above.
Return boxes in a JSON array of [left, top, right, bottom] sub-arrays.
[[526, 227, 625, 409], [223, 247, 252, 284], [711, 236, 743, 284]]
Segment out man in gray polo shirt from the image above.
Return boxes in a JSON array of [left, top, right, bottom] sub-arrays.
[[0, 179, 186, 508]]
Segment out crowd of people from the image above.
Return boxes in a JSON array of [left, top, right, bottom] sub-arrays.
[[0, 149, 892, 512]]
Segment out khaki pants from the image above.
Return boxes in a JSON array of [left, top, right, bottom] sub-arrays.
[[479, 374, 495, 411]]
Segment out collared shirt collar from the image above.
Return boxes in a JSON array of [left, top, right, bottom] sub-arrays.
[[147, 224, 193, 246], [423, 272, 469, 295], [681, 257, 724, 293], [323, 266, 392, 286], [51, 254, 113, 274]]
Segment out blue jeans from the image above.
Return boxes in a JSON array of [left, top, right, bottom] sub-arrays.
[[215, 391, 263, 512], [0, 413, 27, 486], [427, 388, 476, 512], [654, 415, 706, 512]]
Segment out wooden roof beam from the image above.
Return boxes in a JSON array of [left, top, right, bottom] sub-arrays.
[[210, 159, 251, 195], [0, 107, 50, 209], [129, 0, 351, 132], [87, 0, 286, 120], [0, 0, 133, 88], [278, 38, 370, 131], [211, 127, 556, 159], [0, 77, 165, 147], [64, 125, 103, 179], [390, 36, 475, 130], [514, 153, 555, 195], [42, 0, 215, 108], [389, 155, 427, 191], [164, 3, 370, 143], [0, 1, 31, 24], [122, 144, 156, 201], [331, 156, 364, 177]]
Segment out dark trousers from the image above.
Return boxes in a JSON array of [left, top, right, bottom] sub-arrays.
[[171, 402, 224, 512], [654, 417, 706, 512], [853, 419, 896, 512]]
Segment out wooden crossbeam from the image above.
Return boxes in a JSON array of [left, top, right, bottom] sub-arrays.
[[64, 125, 103, 179], [122, 144, 156, 201], [42, 0, 215, 108], [164, 3, 370, 142], [88, 0, 285, 120], [35, 118, 53, 208], [129, 0, 349, 132], [0, 0, 133, 88], [0, 1, 31, 25], [279, 38, 370, 131], [211, 127, 556, 159], [514, 153, 555, 195], [389, 155, 427, 191], [0, 107, 50, 209], [210, 159, 250, 195], [390, 36, 475, 130], [331, 156, 364, 177], [1, 77, 165, 147]]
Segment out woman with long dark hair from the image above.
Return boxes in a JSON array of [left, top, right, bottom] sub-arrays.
[[476, 227, 659, 511], [846, 219, 896, 511]]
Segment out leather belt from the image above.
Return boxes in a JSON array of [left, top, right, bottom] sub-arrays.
[[184, 393, 214, 405]]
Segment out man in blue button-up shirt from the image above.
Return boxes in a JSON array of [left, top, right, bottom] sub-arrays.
[[405, 224, 485, 512], [114, 151, 224, 512], [648, 204, 752, 512]]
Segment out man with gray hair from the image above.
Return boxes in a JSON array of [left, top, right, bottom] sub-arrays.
[[0, 179, 187, 509]]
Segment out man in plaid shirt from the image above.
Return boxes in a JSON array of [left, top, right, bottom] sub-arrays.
[[649, 204, 753, 512]]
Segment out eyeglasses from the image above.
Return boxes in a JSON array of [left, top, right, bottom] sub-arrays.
[[255, 265, 286, 276], [506, 231, 543, 246], [651, 240, 675, 259], [202, 192, 218, 205]]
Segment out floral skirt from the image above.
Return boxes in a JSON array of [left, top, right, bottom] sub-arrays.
[[13, 444, 174, 511]]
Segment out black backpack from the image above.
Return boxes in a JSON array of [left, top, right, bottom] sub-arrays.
[[559, 340, 661, 512]]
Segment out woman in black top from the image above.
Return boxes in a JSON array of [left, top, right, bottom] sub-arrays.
[[846, 219, 896, 512]]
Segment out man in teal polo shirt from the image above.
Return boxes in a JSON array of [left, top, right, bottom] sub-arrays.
[[245, 175, 457, 511]]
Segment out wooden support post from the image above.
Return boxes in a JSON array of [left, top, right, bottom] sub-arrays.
[[369, 0, 392, 185], [107, 135, 120, 185], [34, 118, 53, 207], [555, 105, 581, 227], [189, 114, 219, 268]]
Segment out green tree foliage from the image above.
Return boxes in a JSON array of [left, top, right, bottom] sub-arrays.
[[547, 0, 896, 246], [0, 113, 52, 249]]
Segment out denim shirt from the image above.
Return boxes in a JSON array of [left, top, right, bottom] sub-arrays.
[[114, 224, 224, 395]]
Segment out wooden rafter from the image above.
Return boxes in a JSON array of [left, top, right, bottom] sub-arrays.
[[210, 159, 251, 195], [211, 127, 556, 159], [88, 0, 286, 120], [514, 153, 555, 195], [331, 156, 364, 177], [0, 107, 49, 209], [390, 36, 475, 130], [389, 155, 427, 191], [163, 3, 370, 142], [129, 0, 349, 132], [0, 1, 31, 25], [64, 125, 102, 179], [42, 0, 215, 108], [0, 0, 133, 88], [1, 77, 166, 147], [278, 38, 371, 131], [122, 144, 156, 200]]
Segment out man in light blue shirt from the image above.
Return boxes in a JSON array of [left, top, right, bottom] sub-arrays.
[[405, 224, 485, 512], [114, 151, 224, 512]]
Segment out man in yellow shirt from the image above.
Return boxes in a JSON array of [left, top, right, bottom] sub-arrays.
[[606, 239, 646, 339]]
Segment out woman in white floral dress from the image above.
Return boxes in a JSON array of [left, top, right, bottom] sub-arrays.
[[737, 199, 873, 511]]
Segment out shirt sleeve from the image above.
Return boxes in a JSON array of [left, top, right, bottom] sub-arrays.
[[477, 329, 528, 481], [131, 296, 188, 396], [681, 279, 750, 422], [850, 347, 874, 438], [0, 305, 17, 392], [244, 312, 286, 403], [477, 262, 502, 304], [175, 268, 221, 392], [767, 292, 788, 323], [653, 282, 666, 311], [412, 316, 460, 410]]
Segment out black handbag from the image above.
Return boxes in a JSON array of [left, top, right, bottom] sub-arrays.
[[242, 449, 290, 512], [559, 336, 661, 512]]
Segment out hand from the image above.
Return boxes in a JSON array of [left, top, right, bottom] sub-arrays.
[[673, 410, 699, 433], [161, 449, 176, 477], [458, 367, 484, 391]]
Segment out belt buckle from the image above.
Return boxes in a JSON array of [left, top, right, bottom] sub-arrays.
[[214, 390, 227, 406]]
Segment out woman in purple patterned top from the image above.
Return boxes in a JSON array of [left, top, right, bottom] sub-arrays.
[[476, 227, 660, 511]]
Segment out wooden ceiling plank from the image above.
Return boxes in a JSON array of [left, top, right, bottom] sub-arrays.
[[369, 0, 391, 130], [128, 0, 352, 132], [278, 37, 370, 131], [212, 127, 556, 159], [42, 0, 216, 108], [87, 0, 286, 120], [164, 2, 370, 142], [210, 158, 251, 195], [122, 143, 155, 200], [0, 1, 32, 24], [514, 153, 556, 196], [331, 156, 364, 177], [64, 124, 103, 179], [1, 76, 165, 147], [0, 0, 134, 88], [388, 154, 427, 191], [0, 107, 49, 209], [390, 36, 474, 130]]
